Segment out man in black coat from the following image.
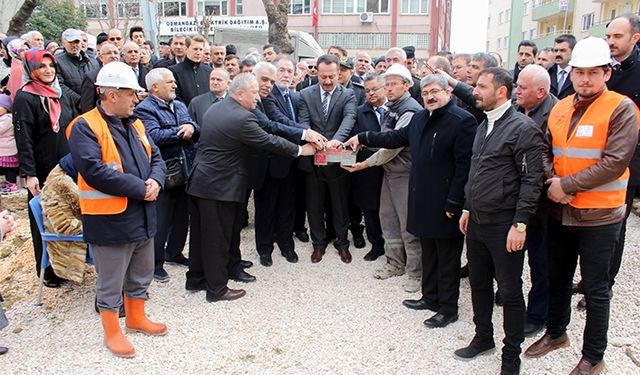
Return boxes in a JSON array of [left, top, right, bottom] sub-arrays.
[[548, 34, 577, 99], [345, 74, 477, 327], [186, 73, 317, 302], [347, 73, 386, 261], [80, 43, 121, 113], [154, 34, 186, 68], [188, 68, 229, 126], [169, 35, 212, 105], [298, 54, 357, 264], [56, 28, 100, 108]]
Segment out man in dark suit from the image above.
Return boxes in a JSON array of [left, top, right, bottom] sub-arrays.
[[255, 56, 308, 266], [548, 34, 577, 99], [296, 58, 318, 91], [154, 34, 186, 68], [348, 73, 386, 261], [186, 73, 317, 302], [80, 43, 120, 113], [298, 54, 357, 263], [169, 35, 212, 106], [121, 41, 150, 91], [188, 68, 229, 126]]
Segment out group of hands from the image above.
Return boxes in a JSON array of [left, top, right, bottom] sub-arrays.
[[298, 131, 362, 158]]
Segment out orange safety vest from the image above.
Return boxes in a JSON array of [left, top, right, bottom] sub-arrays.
[[547, 90, 628, 209], [67, 108, 151, 215]]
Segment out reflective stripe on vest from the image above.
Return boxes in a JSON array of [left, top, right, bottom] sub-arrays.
[[67, 108, 151, 215], [547, 90, 627, 209]]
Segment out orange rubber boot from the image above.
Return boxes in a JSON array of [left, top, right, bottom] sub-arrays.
[[124, 296, 168, 336], [99, 310, 135, 358]]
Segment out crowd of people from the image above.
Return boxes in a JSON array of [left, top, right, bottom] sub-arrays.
[[0, 13, 638, 375]]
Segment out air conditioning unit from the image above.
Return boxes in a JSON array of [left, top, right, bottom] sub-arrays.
[[360, 12, 374, 23]]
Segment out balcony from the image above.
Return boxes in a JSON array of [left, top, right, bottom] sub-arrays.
[[532, 0, 575, 22], [532, 29, 572, 49]]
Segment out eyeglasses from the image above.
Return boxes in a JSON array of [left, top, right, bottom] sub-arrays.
[[308, 65, 317, 69], [109, 37, 123, 41], [421, 88, 446, 96]]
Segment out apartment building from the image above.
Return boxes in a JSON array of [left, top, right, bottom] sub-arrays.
[[486, 0, 639, 68], [76, 0, 453, 58]]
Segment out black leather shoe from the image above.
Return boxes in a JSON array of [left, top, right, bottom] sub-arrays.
[[165, 255, 189, 266], [454, 338, 496, 361], [524, 321, 545, 337], [352, 232, 366, 249], [229, 270, 256, 283], [206, 288, 246, 302], [185, 279, 207, 292], [363, 247, 384, 261], [500, 358, 521, 375], [402, 298, 439, 312], [0, 346, 7, 355], [294, 231, 309, 243], [459, 264, 469, 278], [282, 250, 299, 263], [259, 254, 273, 267], [240, 260, 253, 268], [423, 312, 458, 328]]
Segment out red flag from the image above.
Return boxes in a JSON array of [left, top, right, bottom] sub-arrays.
[[312, 1, 318, 26]]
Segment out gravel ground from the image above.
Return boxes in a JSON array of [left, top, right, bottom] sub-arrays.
[[0, 205, 639, 374]]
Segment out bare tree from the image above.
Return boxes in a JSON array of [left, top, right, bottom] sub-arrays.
[[7, 0, 40, 36], [195, 9, 216, 38], [261, 0, 293, 54]]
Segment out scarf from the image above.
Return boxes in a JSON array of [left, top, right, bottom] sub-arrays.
[[21, 49, 62, 132], [6, 39, 27, 60]]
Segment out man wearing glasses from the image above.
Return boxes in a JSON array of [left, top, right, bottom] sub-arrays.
[[107, 28, 124, 49]]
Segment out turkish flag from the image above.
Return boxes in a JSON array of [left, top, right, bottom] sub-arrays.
[[312, 1, 318, 26]]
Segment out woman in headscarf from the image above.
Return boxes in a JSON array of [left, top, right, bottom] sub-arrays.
[[13, 49, 77, 287], [5, 38, 28, 100]]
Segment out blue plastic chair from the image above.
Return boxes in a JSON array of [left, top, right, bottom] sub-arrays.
[[28, 194, 93, 305]]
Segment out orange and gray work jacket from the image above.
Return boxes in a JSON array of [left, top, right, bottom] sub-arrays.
[[67, 108, 151, 215], [546, 89, 639, 227]]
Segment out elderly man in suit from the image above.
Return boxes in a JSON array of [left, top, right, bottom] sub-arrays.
[[186, 73, 317, 302], [548, 34, 577, 100], [298, 54, 357, 264], [188, 68, 230, 126]]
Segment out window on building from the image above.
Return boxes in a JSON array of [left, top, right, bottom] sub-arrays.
[[487, 15, 491, 29], [505, 8, 511, 22], [323, 0, 391, 14], [400, 0, 427, 14], [523, 2, 528, 15], [497, 38, 501, 49], [522, 31, 528, 41], [161, 0, 188, 16], [530, 28, 537, 39], [610, 9, 616, 21], [117, 1, 141, 18], [236, 0, 243, 14], [622, 3, 632, 14], [486, 40, 490, 52], [581, 13, 595, 32], [498, 11, 503, 24], [79, 0, 107, 19], [504, 36, 509, 49], [290, 0, 311, 14], [197, 0, 228, 16], [532, 0, 539, 7]]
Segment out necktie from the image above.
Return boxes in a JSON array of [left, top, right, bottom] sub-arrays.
[[375, 107, 385, 125], [322, 91, 330, 118], [557, 70, 566, 90], [133, 67, 139, 78], [283, 91, 297, 121]]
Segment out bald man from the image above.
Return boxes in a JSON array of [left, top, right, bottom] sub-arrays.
[[107, 28, 124, 48]]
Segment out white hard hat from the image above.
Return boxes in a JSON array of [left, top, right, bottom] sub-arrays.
[[382, 63, 413, 83], [95, 61, 144, 91], [569, 37, 612, 68]]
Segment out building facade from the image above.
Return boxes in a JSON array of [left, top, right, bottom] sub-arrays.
[[486, 0, 639, 68], [78, 0, 452, 58]]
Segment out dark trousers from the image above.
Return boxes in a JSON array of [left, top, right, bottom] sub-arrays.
[[467, 220, 525, 361], [348, 202, 364, 236], [420, 237, 464, 315], [154, 187, 189, 269], [305, 166, 350, 249], [525, 222, 549, 325], [610, 184, 637, 289], [227, 203, 244, 275], [547, 218, 620, 363], [293, 168, 307, 233], [363, 207, 384, 250], [254, 171, 296, 256], [187, 196, 239, 298]]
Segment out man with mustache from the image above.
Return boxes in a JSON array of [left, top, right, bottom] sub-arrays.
[[548, 34, 577, 99], [524, 36, 638, 375]]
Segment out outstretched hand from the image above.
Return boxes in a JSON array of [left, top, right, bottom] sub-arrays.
[[343, 136, 360, 151]]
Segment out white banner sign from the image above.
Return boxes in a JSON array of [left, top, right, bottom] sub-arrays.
[[559, 0, 569, 11], [159, 16, 269, 36]]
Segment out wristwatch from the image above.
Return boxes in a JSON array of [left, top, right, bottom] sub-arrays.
[[514, 222, 527, 233]]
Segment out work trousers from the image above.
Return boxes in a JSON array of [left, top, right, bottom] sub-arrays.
[[379, 172, 421, 277], [466, 220, 525, 362], [420, 237, 464, 315], [188, 197, 238, 298], [154, 186, 189, 269], [547, 218, 621, 363], [92, 239, 153, 311]]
